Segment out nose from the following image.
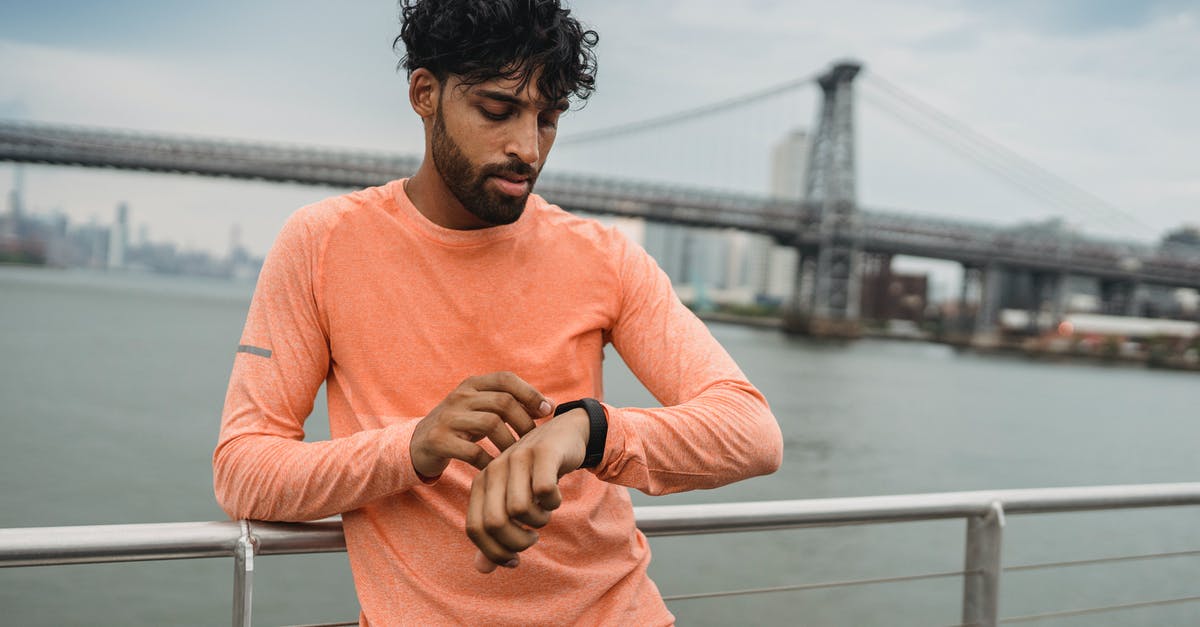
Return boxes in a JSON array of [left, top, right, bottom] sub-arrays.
[[505, 116, 540, 166]]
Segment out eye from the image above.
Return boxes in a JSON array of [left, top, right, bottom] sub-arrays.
[[480, 107, 511, 121], [539, 113, 560, 130]]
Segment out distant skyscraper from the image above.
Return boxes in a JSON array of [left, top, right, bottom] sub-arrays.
[[5, 165, 24, 239], [770, 128, 810, 201], [764, 247, 798, 303], [757, 128, 812, 304], [718, 230, 768, 303], [693, 229, 730, 290], [107, 203, 129, 270], [643, 221, 688, 284]]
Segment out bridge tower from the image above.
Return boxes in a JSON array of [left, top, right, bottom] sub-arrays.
[[786, 61, 864, 337]]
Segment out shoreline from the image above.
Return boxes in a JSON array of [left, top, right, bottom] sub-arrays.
[[694, 310, 1200, 374]]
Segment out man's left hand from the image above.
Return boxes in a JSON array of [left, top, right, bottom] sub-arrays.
[[466, 407, 589, 573]]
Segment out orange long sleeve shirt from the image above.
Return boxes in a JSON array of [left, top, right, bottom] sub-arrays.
[[213, 179, 783, 626]]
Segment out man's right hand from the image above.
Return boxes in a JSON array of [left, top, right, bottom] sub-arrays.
[[410, 372, 553, 479]]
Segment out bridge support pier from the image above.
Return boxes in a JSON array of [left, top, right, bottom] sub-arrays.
[[954, 264, 1002, 341], [953, 266, 975, 338], [784, 248, 816, 316], [783, 252, 806, 327], [1025, 273, 1044, 334], [1099, 279, 1141, 317], [1025, 271, 1066, 334], [975, 264, 1004, 341], [1047, 272, 1068, 331], [782, 61, 864, 339], [1128, 282, 1145, 317]]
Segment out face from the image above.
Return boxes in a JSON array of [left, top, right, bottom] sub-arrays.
[[429, 74, 566, 226]]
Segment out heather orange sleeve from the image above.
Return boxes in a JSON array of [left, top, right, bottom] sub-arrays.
[[212, 208, 425, 522], [593, 233, 783, 495]]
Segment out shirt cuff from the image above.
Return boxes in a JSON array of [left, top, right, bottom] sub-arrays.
[[385, 417, 441, 489]]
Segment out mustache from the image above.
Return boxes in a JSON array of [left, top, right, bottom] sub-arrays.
[[480, 159, 537, 180]]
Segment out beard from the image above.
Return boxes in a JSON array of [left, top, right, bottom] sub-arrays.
[[431, 107, 538, 226]]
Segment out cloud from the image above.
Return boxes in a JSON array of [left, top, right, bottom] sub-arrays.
[[0, 97, 29, 118], [0, 38, 419, 150], [956, 0, 1198, 36]]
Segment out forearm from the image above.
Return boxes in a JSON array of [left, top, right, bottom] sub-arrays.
[[212, 419, 424, 522], [599, 234, 784, 494], [592, 380, 782, 495]]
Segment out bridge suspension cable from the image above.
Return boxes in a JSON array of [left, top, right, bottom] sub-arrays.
[[860, 72, 1156, 238], [857, 87, 1109, 227], [556, 71, 821, 146]]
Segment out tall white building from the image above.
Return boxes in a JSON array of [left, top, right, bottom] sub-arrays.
[[4, 166, 24, 240], [764, 247, 799, 304], [770, 129, 810, 201], [107, 203, 128, 270], [758, 128, 811, 303]]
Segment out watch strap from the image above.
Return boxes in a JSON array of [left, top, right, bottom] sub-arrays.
[[553, 398, 607, 469]]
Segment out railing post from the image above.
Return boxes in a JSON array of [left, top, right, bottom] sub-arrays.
[[962, 502, 1005, 627], [233, 520, 258, 627]]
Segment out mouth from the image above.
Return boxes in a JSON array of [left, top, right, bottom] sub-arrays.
[[489, 174, 532, 197]]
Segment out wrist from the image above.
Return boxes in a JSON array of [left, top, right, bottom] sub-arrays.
[[558, 407, 590, 450], [413, 465, 442, 484], [409, 433, 445, 482], [410, 451, 445, 483], [401, 418, 443, 486]]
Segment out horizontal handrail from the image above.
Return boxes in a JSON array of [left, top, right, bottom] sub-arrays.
[[3, 482, 1199, 568], [636, 482, 1200, 535], [0, 521, 243, 567]]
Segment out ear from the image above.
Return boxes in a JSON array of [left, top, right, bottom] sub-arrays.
[[409, 68, 440, 119]]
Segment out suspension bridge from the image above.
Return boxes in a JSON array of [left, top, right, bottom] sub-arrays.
[[1, 60, 1197, 337]]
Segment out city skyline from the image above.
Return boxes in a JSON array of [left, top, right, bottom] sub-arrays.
[[2, 174, 261, 277]]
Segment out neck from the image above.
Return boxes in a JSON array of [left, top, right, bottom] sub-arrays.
[[405, 162, 492, 230]]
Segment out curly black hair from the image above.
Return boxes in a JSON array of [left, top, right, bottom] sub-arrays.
[[395, 0, 598, 105]]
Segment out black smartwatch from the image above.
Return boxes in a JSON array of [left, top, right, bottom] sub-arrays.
[[553, 398, 607, 469]]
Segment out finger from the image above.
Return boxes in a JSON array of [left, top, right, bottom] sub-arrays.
[[435, 436, 493, 471], [474, 550, 501, 574], [531, 451, 563, 511], [483, 460, 539, 553], [506, 450, 551, 528], [467, 471, 519, 571], [472, 371, 553, 422], [452, 411, 517, 452], [469, 392, 538, 437]]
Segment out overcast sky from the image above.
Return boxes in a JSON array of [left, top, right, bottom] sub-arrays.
[[1, 0, 1197, 257]]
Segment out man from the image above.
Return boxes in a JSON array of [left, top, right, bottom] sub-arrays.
[[213, 0, 783, 624]]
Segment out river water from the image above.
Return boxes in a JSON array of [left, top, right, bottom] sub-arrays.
[[1, 265, 1197, 626]]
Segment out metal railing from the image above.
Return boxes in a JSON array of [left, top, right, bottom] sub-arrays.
[[2, 483, 1198, 626]]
